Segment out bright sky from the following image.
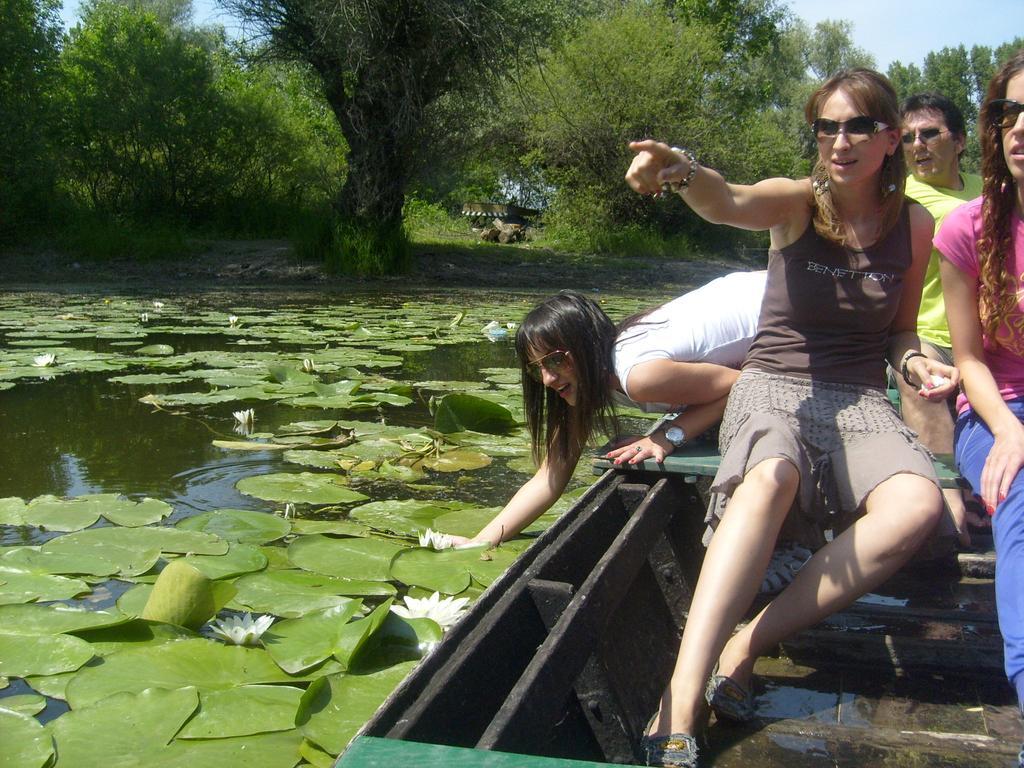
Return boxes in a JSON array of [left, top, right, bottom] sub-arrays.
[[60, 0, 1023, 73], [785, 0, 1023, 71]]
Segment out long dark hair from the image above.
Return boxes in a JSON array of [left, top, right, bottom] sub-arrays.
[[805, 68, 906, 246], [977, 50, 1024, 344], [515, 292, 618, 466]]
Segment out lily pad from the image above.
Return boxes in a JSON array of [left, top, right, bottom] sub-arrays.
[[231, 570, 395, 618], [261, 602, 364, 673], [417, 448, 492, 472], [0, 546, 148, 578], [288, 535, 408, 581], [0, 693, 45, 716], [0, 633, 95, 677], [349, 499, 474, 537], [0, 708, 53, 768], [64, 639, 299, 708], [70, 619, 196, 656], [134, 344, 175, 355], [0, 604, 127, 635], [176, 509, 291, 545], [433, 393, 516, 434], [236, 472, 369, 505], [43, 526, 229, 560], [0, 568, 90, 604], [20, 494, 172, 531], [430, 506, 504, 539], [389, 545, 519, 594], [296, 662, 417, 755], [176, 685, 305, 739], [49, 685, 303, 767], [287, 518, 371, 537], [183, 543, 268, 580], [0, 498, 27, 526]]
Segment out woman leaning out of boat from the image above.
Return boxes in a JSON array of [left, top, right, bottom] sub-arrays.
[[624, 68, 958, 768], [447, 270, 767, 548], [936, 50, 1024, 762]]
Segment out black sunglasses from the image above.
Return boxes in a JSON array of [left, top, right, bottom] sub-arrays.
[[812, 116, 890, 140], [900, 128, 948, 145], [526, 349, 571, 382], [989, 99, 1024, 129]]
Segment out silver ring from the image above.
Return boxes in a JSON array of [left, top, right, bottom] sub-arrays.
[[635, 446, 642, 452]]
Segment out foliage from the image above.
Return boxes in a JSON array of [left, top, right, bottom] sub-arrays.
[[887, 39, 1024, 173], [220, 0, 588, 272], [0, 0, 63, 238], [56, 2, 344, 235], [510, 0, 797, 253]]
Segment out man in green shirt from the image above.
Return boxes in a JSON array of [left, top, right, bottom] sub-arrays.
[[898, 93, 985, 544]]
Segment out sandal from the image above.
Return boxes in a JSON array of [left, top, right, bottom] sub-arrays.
[[759, 542, 812, 595], [705, 668, 757, 723], [639, 732, 700, 768]]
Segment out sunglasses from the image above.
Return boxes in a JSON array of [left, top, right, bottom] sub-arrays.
[[526, 349, 571, 382], [900, 128, 949, 145], [812, 116, 890, 143], [989, 99, 1024, 129]]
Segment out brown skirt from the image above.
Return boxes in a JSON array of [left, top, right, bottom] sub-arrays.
[[703, 370, 940, 546]]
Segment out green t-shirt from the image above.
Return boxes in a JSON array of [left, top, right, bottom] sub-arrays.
[[904, 172, 983, 347]]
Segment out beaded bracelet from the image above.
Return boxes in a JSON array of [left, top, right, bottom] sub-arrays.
[[900, 351, 927, 387], [660, 147, 699, 194]]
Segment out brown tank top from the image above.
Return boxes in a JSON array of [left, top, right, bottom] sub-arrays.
[[744, 202, 912, 387]]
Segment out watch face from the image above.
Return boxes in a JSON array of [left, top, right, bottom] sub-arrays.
[[665, 426, 686, 446]]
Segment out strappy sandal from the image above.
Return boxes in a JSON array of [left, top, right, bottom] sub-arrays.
[[705, 668, 757, 723], [759, 542, 812, 595]]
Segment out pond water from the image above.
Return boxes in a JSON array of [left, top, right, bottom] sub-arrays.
[[0, 286, 657, 768]]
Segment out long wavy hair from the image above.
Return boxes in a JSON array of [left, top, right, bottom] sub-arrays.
[[515, 292, 619, 466], [804, 68, 906, 246], [977, 50, 1024, 344]]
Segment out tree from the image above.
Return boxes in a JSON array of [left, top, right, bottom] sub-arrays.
[[799, 19, 875, 81], [0, 0, 63, 237], [220, 0, 578, 273], [516, 1, 797, 251], [58, 1, 335, 225]]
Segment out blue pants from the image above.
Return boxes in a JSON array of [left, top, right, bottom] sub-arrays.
[[955, 402, 1024, 708]]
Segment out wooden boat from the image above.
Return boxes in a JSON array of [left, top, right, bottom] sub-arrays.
[[337, 445, 1020, 767]]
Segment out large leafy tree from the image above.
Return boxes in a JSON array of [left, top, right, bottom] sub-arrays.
[[0, 0, 63, 237], [513, 0, 797, 251], [220, 0, 577, 272]]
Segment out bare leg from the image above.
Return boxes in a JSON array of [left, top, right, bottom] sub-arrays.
[[716, 472, 943, 686], [896, 351, 981, 545], [647, 458, 799, 737]]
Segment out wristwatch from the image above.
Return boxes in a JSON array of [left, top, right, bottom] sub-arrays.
[[663, 425, 687, 448]]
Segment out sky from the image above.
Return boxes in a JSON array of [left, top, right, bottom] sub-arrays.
[[785, 0, 1022, 71], [59, 0, 1023, 73]]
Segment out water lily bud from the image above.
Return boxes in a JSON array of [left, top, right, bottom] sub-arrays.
[[141, 560, 220, 629]]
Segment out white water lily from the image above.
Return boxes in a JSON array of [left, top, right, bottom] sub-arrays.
[[281, 502, 295, 519], [506, 322, 517, 330], [32, 353, 56, 367], [228, 314, 239, 327], [209, 613, 274, 646], [390, 592, 469, 630], [139, 312, 149, 323], [302, 358, 316, 373], [152, 301, 164, 309], [418, 528, 455, 550], [233, 408, 255, 434]]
